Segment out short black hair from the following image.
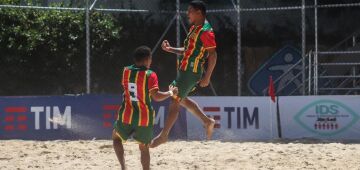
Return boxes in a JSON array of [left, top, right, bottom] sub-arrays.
[[133, 46, 151, 62], [189, 0, 206, 15]]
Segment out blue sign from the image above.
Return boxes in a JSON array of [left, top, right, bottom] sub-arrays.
[[248, 46, 302, 96], [0, 95, 187, 140]]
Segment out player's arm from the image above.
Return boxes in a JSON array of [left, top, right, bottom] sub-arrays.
[[147, 71, 178, 102], [199, 30, 217, 87], [150, 86, 178, 102], [161, 40, 184, 55], [166, 47, 184, 55], [199, 48, 217, 87]]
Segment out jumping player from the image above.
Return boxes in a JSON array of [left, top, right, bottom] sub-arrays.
[[112, 46, 178, 170], [151, 0, 217, 148]]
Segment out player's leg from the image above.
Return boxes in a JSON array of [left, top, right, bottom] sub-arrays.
[[139, 144, 150, 170], [180, 97, 215, 139], [176, 71, 215, 139], [162, 98, 181, 136], [151, 71, 204, 147], [112, 130, 126, 170], [133, 125, 152, 170], [113, 120, 132, 169], [150, 98, 181, 148]]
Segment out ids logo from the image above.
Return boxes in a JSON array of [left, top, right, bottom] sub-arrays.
[[294, 100, 359, 136]]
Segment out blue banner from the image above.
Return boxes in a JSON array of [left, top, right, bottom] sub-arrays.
[[0, 95, 187, 140], [248, 46, 302, 96], [2, 95, 360, 141]]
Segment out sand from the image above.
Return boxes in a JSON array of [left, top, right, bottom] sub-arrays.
[[1, 140, 360, 170]]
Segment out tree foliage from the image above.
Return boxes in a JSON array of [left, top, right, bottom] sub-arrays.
[[0, 1, 121, 95]]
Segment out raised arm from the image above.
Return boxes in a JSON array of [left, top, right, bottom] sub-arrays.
[[161, 40, 184, 55]]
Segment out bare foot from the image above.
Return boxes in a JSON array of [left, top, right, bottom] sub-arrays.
[[150, 134, 168, 148], [205, 118, 215, 140]]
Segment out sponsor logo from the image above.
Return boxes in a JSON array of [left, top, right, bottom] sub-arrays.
[[154, 106, 165, 128], [203, 106, 259, 129], [3, 107, 28, 131], [31, 106, 72, 130], [3, 106, 72, 131], [294, 100, 359, 136], [102, 105, 120, 128]]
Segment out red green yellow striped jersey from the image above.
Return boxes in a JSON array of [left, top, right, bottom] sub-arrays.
[[178, 21, 216, 74], [118, 65, 159, 127]]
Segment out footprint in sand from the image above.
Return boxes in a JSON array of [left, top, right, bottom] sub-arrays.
[[156, 160, 168, 165], [99, 145, 112, 149], [0, 157, 12, 161], [20, 154, 28, 158], [39, 151, 52, 156], [40, 144, 48, 149], [225, 158, 236, 163]]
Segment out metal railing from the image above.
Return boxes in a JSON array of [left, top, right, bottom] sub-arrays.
[[261, 44, 360, 96], [313, 21, 360, 95], [262, 52, 312, 96]]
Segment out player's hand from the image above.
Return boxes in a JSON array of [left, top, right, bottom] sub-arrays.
[[199, 77, 210, 87], [169, 85, 178, 96], [161, 40, 172, 52]]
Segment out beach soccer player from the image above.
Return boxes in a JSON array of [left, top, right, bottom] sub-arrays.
[[112, 46, 178, 170], [151, 0, 217, 148]]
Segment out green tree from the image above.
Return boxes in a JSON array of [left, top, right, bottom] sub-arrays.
[[0, 1, 121, 95]]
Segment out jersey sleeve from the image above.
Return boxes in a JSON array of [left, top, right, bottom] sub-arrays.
[[200, 31, 216, 49], [148, 72, 159, 92], [121, 67, 128, 88]]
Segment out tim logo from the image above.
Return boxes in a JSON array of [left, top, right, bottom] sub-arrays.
[[294, 100, 359, 136], [102, 105, 120, 128], [3, 107, 28, 131], [3, 106, 71, 131], [203, 106, 259, 129]]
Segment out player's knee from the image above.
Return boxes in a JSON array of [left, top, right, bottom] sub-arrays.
[[112, 130, 121, 141], [139, 144, 149, 152], [170, 97, 181, 104], [182, 97, 197, 109]]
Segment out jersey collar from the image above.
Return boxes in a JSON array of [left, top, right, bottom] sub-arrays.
[[132, 64, 148, 71]]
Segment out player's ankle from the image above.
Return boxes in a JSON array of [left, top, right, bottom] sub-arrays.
[[205, 118, 215, 125], [160, 133, 169, 138]]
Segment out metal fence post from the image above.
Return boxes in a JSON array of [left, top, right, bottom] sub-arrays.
[[353, 66, 357, 95], [301, 0, 306, 95], [308, 51, 312, 95], [237, 0, 242, 96], [353, 36, 356, 47], [86, 0, 91, 94], [176, 0, 180, 56], [313, 49, 316, 95], [314, 0, 318, 95]]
